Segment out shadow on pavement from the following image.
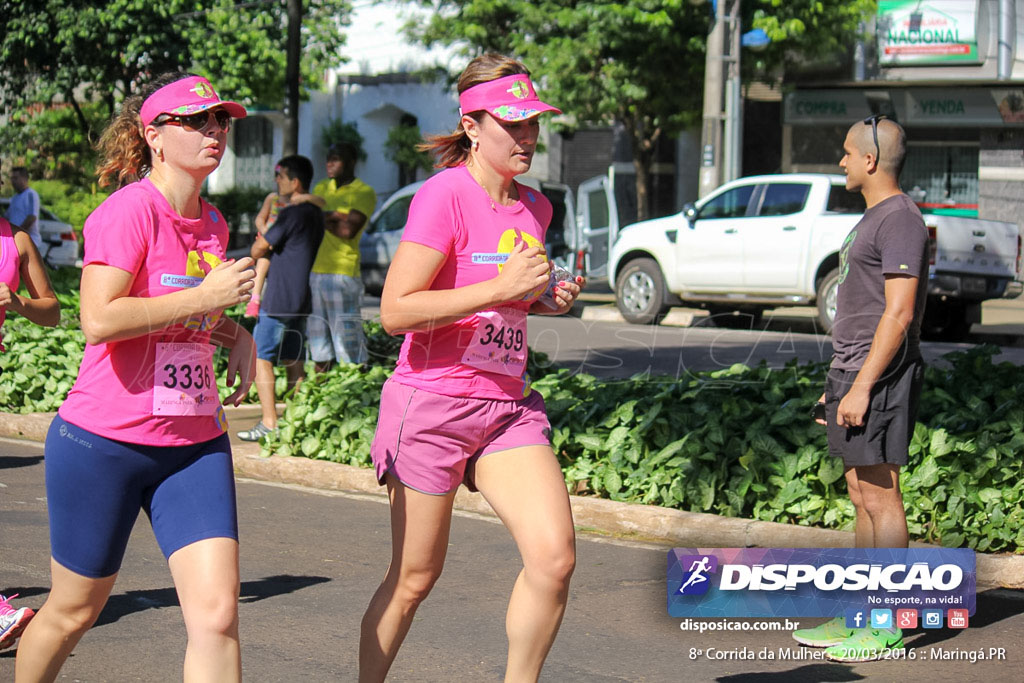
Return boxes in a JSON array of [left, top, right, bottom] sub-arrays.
[[92, 574, 331, 627], [904, 589, 1024, 650], [0, 455, 44, 470], [717, 663, 864, 682]]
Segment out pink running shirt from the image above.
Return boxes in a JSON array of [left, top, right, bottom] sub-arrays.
[[59, 178, 230, 445], [0, 218, 21, 352], [390, 166, 553, 399]]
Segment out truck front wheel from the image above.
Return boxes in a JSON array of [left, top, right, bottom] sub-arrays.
[[616, 258, 669, 325], [816, 268, 841, 334]]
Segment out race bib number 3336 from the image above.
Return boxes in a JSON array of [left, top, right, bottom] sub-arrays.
[[153, 342, 219, 416]]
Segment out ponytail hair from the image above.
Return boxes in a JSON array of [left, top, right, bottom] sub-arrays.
[[420, 53, 530, 168], [96, 72, 193, 188]]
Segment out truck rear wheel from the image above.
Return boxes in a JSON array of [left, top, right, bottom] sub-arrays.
[[615, 258, 669, 325], [816, 268, 841, 334]]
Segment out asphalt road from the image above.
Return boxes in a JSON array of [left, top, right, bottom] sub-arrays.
[[4, 302, 1024, 681], [525, 307, 1024, 380], [4, 437, 1024, 682]]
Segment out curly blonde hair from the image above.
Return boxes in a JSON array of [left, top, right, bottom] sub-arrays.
[[421, 53, 531, 168], [96, 72, 191, 188]]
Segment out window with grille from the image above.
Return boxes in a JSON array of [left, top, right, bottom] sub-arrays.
[[901, 144, 979, 217], [234, 117, 275, 190]]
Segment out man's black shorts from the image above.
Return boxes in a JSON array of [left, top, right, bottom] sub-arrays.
[[825, 358, 925, 467]]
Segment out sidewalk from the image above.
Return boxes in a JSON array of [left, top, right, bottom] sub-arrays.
[[573, 294, 1024, 344], [3, 406, 1021, 589]]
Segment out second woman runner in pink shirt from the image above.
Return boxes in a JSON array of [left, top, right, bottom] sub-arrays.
[[361, 53, 584, 682]]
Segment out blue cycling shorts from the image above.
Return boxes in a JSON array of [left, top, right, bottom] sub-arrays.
[[44, 416, 238, 579]]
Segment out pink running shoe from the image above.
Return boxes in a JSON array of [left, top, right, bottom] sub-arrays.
[[0, 594, 35, 650], [244, 298, 261, 318]]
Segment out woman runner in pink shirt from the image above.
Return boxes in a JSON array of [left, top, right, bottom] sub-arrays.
[[0, 156, 60, 653], [15, 74, 256, 683], [360, 53, 584, 682]]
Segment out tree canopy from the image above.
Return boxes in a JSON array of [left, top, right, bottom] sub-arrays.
[[409, 0, 710, 220], [745, 0, 877, 81], [406, 0, 876, 219], [1, 0, 352, 131]]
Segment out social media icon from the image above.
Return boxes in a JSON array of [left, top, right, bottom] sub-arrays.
[[870, 609, 892, 628], [845, 609, 866, 629], [896, 609, 918, 629], [922, 609, 943, 628], [948, 609, 969, 629]]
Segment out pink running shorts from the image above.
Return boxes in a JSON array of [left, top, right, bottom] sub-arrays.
[[370, 378, 551, 495]]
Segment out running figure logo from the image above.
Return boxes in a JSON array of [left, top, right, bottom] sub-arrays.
[[677, 554, 718, 595]]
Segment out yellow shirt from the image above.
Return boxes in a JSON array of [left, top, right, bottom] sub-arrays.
[[311, 177, 377, 276]]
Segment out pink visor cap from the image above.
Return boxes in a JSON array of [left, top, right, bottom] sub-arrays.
[[459, 74, 561, 122], [140, 76, 247, 127]]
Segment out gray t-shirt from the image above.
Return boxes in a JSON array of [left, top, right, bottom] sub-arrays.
[[831, 193, 929, 371]]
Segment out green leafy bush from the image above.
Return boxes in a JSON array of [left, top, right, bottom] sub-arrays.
[[4, 270, 1023, 553], [202, 186, 270, 245], [0, 295, 410, 411], [260, 345, 1024, 554], [30, 180, 109, 238], [0, 315, 84, 412]]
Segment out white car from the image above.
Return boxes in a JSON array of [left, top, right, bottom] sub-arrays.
[[0, 198, 80, 267], [359, 182, 423, 296]]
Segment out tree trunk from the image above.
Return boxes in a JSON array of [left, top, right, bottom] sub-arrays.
[[66, 92, 92, 141], [628, 116, 659, 223], [283, 0, 302, 155]]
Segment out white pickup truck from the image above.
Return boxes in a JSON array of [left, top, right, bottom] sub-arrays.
[[606, 173, 1022, 340]]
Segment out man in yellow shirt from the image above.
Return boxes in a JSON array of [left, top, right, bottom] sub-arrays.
[[309, 142, 377, 369]]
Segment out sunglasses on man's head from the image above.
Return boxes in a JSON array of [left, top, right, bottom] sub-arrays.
[[863, 114, 888, 163], [154, 109, 232, 133]]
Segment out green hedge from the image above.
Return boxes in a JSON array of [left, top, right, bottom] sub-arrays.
[[261, 346, 1024, 554], [0, 296, 399, 411], [3, 275, 1023, 552]]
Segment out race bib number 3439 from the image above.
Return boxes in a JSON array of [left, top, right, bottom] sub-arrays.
[[153, 342, 219, 416], [461, 307, 527, 377]]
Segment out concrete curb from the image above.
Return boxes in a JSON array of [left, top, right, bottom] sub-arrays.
[[3, 410, 1021, 589]]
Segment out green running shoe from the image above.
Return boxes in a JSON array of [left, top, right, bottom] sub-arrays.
[[792, 617, 854, 647], [825, 628, 905, 662]]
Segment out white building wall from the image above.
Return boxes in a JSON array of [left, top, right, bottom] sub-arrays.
[[331, 78, 458, 199]]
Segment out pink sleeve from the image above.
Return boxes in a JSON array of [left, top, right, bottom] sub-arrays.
[[400, 181, 455, 255], [83, 190, 152, 275]]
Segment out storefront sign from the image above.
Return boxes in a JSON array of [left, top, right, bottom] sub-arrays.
[[783, 91, 872, 124], [901, 89, 1005, 126], [878, 0, 981, 65]]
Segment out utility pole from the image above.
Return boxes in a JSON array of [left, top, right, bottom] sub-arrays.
[[698, 0, 742, 198]]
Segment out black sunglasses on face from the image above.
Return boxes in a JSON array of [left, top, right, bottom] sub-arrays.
[[863, 114, 887, 163], [155, 109, 232, 133]]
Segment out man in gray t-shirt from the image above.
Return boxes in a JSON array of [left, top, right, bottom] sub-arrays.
[[793, 116, 928, 661]]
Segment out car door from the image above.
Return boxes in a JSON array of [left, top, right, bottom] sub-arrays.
[[537, 182, 576, 271], [576, 175, 615, 281], [739, 182, 812, 291], [676, 182, 759, 289]]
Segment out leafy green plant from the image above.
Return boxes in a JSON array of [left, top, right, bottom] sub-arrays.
[[319, 119, 367, 161], [202, 186, 270, 239], [384, 123, 433, 176], [4, 272, 1023, 554], [260, 344, 1024, 554], [33, 180, 109, 237]]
